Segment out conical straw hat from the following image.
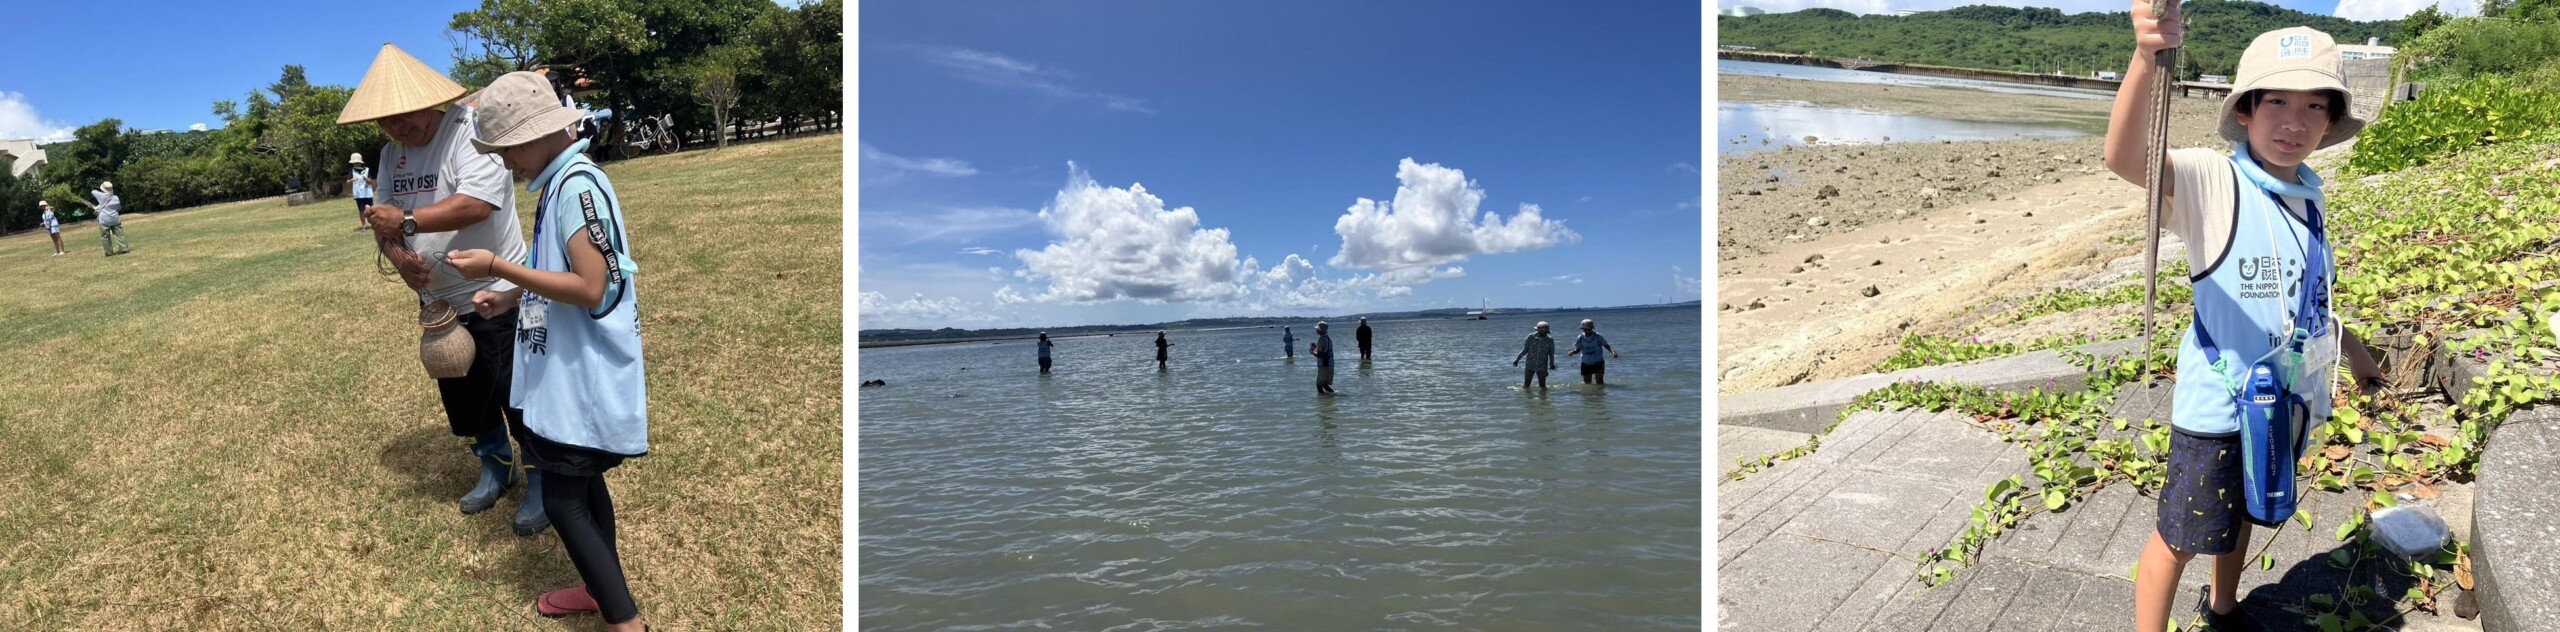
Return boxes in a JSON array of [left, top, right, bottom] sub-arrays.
[[338, 43, 466, 125]]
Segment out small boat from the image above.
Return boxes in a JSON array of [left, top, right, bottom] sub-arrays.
[[1467, 299, 1490, 320]]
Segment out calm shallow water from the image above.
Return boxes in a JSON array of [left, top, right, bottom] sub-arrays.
[[858, 307, 1702, 630], [1719, 101, 2092, 156]]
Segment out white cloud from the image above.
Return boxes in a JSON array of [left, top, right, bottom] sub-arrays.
[[865, 207, 1039, 244], [907, 46, 1154, 114], [858, 291, 999, 324], [1674, 266, 1702, 297], [2334, 0, 2474, 20], [960, 247, 1002, 255], [861, 143, 977, 179], [0, 93, 74, 142], [994, 285, 1029, 304], [1669, 162, 1699, 175], [188, 123, 208, 132], [1676, 197, 1700, 210], [1577, 195, 1595, 203], [1012, 164, 1248, 303], [1522, 274, 1584, 287], [1330, 159, 1579, 284]]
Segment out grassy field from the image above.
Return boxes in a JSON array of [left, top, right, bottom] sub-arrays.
[[0, 135, 842, 629]]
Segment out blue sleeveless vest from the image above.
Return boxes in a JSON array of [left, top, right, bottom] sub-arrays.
[[2170, 143, 2338, 437], [511, 149, 649, 457]]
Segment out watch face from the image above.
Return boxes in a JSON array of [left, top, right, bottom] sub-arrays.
[[402, 219, 417, 234]]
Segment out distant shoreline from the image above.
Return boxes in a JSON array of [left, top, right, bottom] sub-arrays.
[[857, 302, 1701, 349]]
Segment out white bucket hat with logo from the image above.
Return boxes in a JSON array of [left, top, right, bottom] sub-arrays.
[[468, 71, 588, 153], [2218, 27, 2367, 150]]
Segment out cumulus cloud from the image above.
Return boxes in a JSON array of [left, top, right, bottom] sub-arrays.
[[861, 143, 977, 180], [906, 46, 1154, 114], [2334, 0, 2474, 20], [1674, 266, 1702, 297], [0, 93, 74, 142], [1330, 159, 1580, 283], [1012, 164, 1248, 303], [994, 285, 1029, 304]]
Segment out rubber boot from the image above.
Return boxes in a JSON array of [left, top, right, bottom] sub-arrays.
[[461, 431, 516, 514], [514, 469, 552, 536]]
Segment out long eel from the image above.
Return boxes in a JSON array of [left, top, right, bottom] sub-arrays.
[[2142, 0, 2180, 383]]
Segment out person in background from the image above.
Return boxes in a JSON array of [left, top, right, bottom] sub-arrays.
[[1155, 331, 1175, 371], [348, 153, 376, 232], [1283, 326, 1296, 360], [39, 201, 65, 256], [66, 181, 128, 256], [1513, 321, 1558, 392], [1356, 317, 1374, 361], [1569, 318, 1620, 385], [1312, 322, 1336, 395], [1038, 332, 1056, 375]]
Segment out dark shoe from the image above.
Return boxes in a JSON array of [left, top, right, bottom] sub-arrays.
[[460, 452, 514, 514], [2195, 585, 2256, 631], [513, 469, 551, 535]]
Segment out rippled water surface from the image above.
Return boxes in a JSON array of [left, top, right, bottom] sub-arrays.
[[859, 307, 1702, 630]]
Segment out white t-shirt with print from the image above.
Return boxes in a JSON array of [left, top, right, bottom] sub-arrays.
[[378, 105, 526, 309]]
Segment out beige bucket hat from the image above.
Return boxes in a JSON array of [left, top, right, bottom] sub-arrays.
[[350, 153, 365, 164], [468, 71, 587, 153], [337, 43, 467, 125], [2218, 27, 2367, 150]]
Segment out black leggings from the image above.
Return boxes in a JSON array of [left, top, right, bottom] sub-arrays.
[[544, 470, 638, 623]]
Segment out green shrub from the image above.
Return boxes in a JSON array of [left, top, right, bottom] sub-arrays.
[[2345, 75, 2560, 176]]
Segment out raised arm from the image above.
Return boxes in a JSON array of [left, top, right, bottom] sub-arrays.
[[2102, 0, 2184, 193]]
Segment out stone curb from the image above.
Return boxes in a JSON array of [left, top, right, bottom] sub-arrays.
[[1719, 338, 2143, 434]]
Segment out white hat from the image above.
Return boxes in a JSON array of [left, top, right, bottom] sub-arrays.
[[350, 153, 365, 164], [99, 181, 113, 190], [468, 71, 588, 153], [1581, 319, 1595, 328], [1535, 321, 1550, 331], [2218, 27, 2367, 150]]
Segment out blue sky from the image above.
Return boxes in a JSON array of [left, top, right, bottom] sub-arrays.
[[1720, 0, 2468, 21], [0, 0, 807, 141], [858, 1, 1705, 330]]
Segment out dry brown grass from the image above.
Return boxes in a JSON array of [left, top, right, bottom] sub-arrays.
[[0, 135, 843, 630]]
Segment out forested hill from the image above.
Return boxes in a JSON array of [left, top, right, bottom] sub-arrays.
[[1718, 0, 2400, 80]]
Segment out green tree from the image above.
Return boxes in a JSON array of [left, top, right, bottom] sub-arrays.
[[690, 44, 753, 148], [2401, 4, 2449, 43]]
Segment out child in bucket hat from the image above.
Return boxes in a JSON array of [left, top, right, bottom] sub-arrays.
[[442, 70, 651, 630], [2102, 6, 2390, 630]]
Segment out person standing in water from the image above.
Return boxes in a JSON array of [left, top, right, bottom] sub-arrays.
[[1513, 321, 1558, 391], [1569, 318, 1620, 385], [1037, 332, 1056, 375], [1312, 322, 1336, 395], [1355, 317, 1374, 361], [1283, 326, 1296, 359], [1154, 331, 1174, 371]]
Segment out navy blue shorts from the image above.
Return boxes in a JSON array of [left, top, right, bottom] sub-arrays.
[[2156, 426, 2263, 555]]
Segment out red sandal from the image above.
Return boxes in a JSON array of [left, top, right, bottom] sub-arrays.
[[535, 585, 600, 618]]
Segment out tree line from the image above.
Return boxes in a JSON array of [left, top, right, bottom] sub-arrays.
[[1717, 0, 2400, 81], [2, 0, 840, 234]]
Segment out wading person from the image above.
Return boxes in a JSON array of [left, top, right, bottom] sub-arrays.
[[1038, 332, 1055, 374], [1312, 322, 1336, 395], [1283, 326, 1296, 360], [1513, 321, 1557, 391], [1569, 318, 1619, 385], [1355, 317, 1374, 361], [39, 201, 64, 256], [339, 42, 546, 535], [2103, 14, 2388, 631], [1154, 331, 1174, 371], [349, 153, 376, 232], [67, 181, 127, 256], [445, 70, 652, 629]]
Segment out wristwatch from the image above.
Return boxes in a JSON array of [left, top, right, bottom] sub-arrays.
[[401, 207, 417, 236]]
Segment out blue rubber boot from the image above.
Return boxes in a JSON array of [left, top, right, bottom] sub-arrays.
[[513, 469, 551, 536], [461, 429, 515, 515]]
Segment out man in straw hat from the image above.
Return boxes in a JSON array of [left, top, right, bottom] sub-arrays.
[[65, 180, 128, 256], [338, 42, 546, 536], [2102, 11, 2390, 630]]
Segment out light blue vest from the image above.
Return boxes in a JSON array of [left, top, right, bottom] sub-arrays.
[[512, 148, 649, 456], [2170, 144, 2337, 436]]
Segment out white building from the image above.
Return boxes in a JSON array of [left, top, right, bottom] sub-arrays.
[[0, 139, 45, 178], [2339, 37, 2396, 62]]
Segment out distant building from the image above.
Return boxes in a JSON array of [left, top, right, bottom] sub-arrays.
[[2338, 38, 2395, 62], [0, 139, 45, 178], [1720, 44, 1760, 51], [2198, 74, 2230, 84], [2095, 71, 2122, 81], [1728, 6, 1766, 16]]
